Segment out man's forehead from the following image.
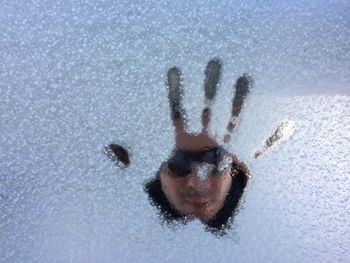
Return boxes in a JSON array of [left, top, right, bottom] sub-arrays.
[[175, 132, 219, 151]]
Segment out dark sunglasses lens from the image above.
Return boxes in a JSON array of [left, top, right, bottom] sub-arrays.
[[168, 161, 191, 177], [202, 148, 225, 164], [167, 151, 192, 177]]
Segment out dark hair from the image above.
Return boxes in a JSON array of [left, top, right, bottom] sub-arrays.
[[144, 161, 249, 235]]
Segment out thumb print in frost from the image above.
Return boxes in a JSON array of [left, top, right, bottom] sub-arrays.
[[105, 58, 295, 234]]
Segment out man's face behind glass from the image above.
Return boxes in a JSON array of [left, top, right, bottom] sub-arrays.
[[159, 132, 233, 223]]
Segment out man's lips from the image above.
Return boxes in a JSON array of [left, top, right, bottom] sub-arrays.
[[184, 199, 210, 208]]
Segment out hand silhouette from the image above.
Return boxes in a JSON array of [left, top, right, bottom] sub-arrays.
[[105, 58, 294, 232]]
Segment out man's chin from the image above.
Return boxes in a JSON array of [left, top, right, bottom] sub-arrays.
[[181, 202, 217, 223], [197, 211, 216, 224]]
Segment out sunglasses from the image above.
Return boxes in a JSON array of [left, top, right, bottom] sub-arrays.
[[163, 147, 232, 178]]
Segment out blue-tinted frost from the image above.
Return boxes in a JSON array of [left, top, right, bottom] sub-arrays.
[[1, 0, 349, 262]]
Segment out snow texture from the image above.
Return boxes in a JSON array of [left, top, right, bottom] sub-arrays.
[[1, 0, 349, 262]]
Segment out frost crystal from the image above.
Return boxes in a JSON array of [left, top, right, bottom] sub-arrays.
[[195, 163, 213, 182]]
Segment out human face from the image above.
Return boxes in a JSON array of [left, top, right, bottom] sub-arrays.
[[159, 133, 233, 223]]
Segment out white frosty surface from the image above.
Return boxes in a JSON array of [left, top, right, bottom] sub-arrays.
[[1, 0, 349, 262]]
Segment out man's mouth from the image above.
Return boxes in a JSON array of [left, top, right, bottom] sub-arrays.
[[185, 199, 210, 208]]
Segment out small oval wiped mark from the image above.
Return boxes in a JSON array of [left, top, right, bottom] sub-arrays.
[[105, 143, 130, 168]]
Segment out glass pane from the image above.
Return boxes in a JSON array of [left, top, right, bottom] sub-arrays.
[[1, 0, 349, 262]]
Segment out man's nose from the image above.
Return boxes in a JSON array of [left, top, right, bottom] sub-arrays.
[[186, 173, 202, 189], [186, 165, 211, 188]]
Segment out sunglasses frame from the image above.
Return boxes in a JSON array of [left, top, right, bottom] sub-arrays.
[[162, 146, 234, 178]]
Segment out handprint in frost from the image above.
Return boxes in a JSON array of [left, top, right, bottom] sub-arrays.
[[105, 58, 294, 233]]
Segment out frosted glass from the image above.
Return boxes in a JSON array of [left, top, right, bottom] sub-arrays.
[[1, 0, 349, 262]]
